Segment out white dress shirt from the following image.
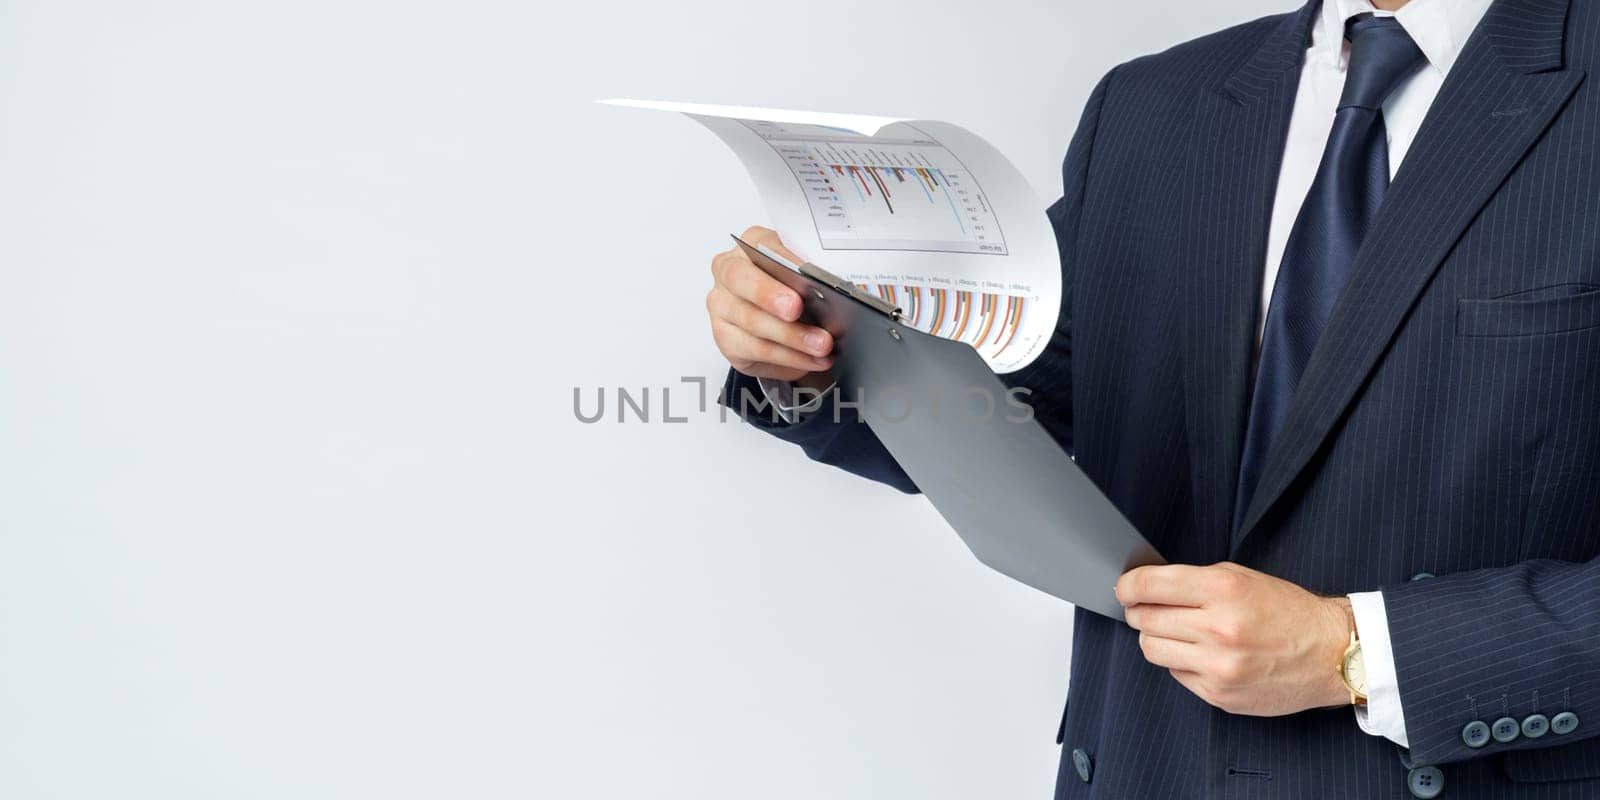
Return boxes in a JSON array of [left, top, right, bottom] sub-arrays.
[[1277, 0, 1491, 750], [759, 0, 1495, 750]]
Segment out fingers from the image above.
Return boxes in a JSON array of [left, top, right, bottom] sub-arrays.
[[1167, 667, 1253, 715], [1123, 604, 1207, 643], [705, 285, 832, 359], [1167, 669, 1214, 702], [1115, 564, 1227, 608], [739, 225, 805, 267], [707, 228, 835, 380], [711, 242, 803, 322], [1137, 632, 1205, 673], [1146, 646, 1245, 714], [732, 362, 811, 382], [711, 318, 832, 376]]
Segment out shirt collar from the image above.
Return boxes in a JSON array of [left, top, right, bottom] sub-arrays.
[[1313, 0, 1495, 78]]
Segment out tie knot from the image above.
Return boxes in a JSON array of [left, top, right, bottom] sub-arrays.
[[1340, 14, 1426, 110]]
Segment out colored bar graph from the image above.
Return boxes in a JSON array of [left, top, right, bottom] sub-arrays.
[[846, 283, 1029, 365]]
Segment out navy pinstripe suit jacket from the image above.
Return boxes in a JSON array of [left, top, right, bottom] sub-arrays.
[[721, 0, 1600, 796]]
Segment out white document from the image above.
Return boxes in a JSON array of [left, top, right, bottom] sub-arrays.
[[602, 99, 1062, 374]]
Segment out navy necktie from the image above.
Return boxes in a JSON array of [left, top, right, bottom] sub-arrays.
[[1233, 15, 1425, 531]]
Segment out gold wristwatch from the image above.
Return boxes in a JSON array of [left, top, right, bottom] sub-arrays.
[[1338, 629, 1369, 706]]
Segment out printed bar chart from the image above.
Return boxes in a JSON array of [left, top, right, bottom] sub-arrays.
[[741, 119, 1008, 255], [604, 98, 1062, 372], [855, 283, 1032, 363]]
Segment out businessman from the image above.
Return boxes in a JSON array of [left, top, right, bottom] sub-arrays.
[[703, 0, 1600, 796]]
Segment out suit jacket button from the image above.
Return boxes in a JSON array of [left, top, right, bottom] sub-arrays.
[[1407, 765, 1444, 799], [1410, 572, 1435, 581], [1461, 720, 1490, 748], [1492, 716, 1521, 743], [1523, 713, 1550, 738], [1552, 711, 1580, 735], [1071, 748, 1092, 783]]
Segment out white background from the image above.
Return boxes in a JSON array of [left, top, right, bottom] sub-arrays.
[[0, 1, 1283, 797]]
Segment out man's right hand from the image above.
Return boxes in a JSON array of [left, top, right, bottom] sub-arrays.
[[706, 226, 834, 382]]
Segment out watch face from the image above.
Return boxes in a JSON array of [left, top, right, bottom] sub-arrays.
[[1343, 645, 1367, 694]]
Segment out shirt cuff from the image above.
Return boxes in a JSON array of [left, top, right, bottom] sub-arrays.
[[755, 377, 834, 423], [1349, 590, 1409, 748]]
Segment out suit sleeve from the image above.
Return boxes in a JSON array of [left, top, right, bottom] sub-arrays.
[[717, 67, 1117, 493], [1382, 557, 1600, 765]]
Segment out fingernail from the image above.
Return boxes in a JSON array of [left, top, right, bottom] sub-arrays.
[[776, 294, 798, 318], [804, 331, 827, 353]]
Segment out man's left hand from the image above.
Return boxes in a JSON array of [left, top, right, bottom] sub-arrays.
[[1115, 562, 1353, 716]]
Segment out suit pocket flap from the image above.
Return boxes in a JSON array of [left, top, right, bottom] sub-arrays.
[[1457, 284, 1600, 337]]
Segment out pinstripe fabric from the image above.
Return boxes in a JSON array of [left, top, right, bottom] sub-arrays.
[[721, 0, 1600, 795]]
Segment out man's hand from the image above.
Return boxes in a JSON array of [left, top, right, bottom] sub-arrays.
[[1115, 562, 1354, 716], [706, 226, 834, 382]]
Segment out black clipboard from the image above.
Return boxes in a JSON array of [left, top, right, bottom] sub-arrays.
[[732, 234, 1164, 620]]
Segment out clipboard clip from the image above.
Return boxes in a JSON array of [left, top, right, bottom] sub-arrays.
[[731, 234, 903, 321]]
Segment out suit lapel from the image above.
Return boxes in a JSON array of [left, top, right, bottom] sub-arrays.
[[1233, 0, 1586, 548], [1181, 4, 1316, 549]]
